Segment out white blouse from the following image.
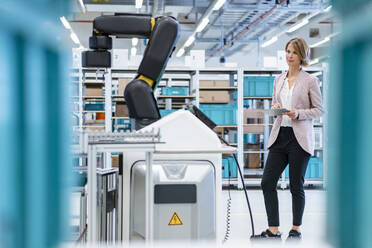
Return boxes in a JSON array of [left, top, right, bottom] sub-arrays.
[[280, 78, 294, 127]]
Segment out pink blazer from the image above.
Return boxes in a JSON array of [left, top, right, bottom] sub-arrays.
[[268, 70, 323, 156]]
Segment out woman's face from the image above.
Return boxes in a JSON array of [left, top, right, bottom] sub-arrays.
[[286, 43, 301, 67]]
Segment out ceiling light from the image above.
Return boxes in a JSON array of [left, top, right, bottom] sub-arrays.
[[60, 16, 71, 30], [196, 18, 209, 33], [261, 36, 278, 48], [131, 47, 137, 56], [132, 38, 139, 46], [213, 0, 226, 11], [286, 19, 309, 33], [324, 5, 332, 12], [309, 58, 319, 65], [77, 0, 86, 13], [135, 0, 143, 9], [176, 48, 185, 57], [70, 32, 80, 45], [310, 37, 330, 48], [185, 36, 195, 47]]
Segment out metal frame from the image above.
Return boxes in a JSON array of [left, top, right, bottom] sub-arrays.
[[83, 130, 161, 243]]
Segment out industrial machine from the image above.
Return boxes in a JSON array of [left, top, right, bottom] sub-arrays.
[[124, 110, 233, 241], [82, 13, 179, 130], [81, 13, 237, 243]]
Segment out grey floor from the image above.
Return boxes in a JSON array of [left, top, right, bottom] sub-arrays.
[[68, 189, 331, 248], [219, 188, 331, 247]]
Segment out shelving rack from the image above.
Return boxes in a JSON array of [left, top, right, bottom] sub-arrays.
[[71, 65, 327, 189], [241, 67, 327, 189]]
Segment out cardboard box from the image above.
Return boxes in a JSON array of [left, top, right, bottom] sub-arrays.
[[244, 144, 261, 168], [199, 80, 230, 88], [96, 113, 105, 120], [116, 102, 129, 117], [86, 120, 105, 124], [86, 126, 104, 131], [243, 124, 264, 134], [243, 109, 264, 119], [199, 90, 230, 103], [85, 86, 103, 96], [112, 155, 119, 168], [118, 78, 132, 95], [243, 109, 264, 124]]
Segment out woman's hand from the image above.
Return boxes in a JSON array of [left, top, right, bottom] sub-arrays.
[[272, 103, 282, 109], [286, 109, 298, 119]]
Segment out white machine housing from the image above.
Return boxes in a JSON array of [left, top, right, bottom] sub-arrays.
[[131, 161, 215, 240], [121, 110, 230, 242]]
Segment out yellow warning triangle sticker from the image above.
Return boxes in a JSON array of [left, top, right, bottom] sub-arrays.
[[168, 212, 183, 226]]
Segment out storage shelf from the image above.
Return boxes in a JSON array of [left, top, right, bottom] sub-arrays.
[[158, 102, 186, 104], [283, 179, 324, 184], [215, 125, 237, 128], [244, 168, 264, 175], [83, 81, 104, 85], [157, 95, 194, 99], [84, 99, 105, 102], [112, 117, 130, 119], [242, 179, 264, 186], [72, 67, 325, 187], [244, 96, 272, 100], [82, 110, 105, 113], [73, 125, 105, 129], [199, 87, 237, 90], [243, 150, 269, 154], [222, 178, 238, 182], [159, 106, 184, 109], [243, 124, 273, 126], [83, 96, 104, 99]]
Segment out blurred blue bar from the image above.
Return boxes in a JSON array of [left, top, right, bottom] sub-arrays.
[[328, 1, 372, 248], [0, 1, 71, 248]]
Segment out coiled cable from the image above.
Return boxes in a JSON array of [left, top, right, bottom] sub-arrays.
[[222, 173, 232, 243], [219, 137, 257, 240]]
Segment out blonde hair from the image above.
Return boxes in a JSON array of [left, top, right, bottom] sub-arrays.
[[285, 38, 310, 66]]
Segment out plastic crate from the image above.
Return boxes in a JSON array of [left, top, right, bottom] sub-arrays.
[[222, 156, 238, 178], [84, 103, 104, 111], [232, 93, 250, 108], [116, 118, 131, 125], [199, 104, 236, 125], [244, 76, 274, 97], [159, 109, 177, 117], [161, 87, 189, 96], [284, 157, 323, 179], [234, 133, 256, 144], [309, 157, 323, 178]]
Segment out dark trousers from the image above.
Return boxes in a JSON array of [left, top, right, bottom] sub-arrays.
[[261, 127, 310, 227]]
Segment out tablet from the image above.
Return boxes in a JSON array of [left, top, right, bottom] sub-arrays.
[[260, 108, 290, 116]]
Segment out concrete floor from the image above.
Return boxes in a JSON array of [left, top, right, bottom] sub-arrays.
[[69, 188, 332, 247], [219, 188, 331, 247]]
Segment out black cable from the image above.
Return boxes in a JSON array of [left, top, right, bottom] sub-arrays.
[[76, 224, 88, 243], [187, 105, 259, 239], [222, 161, 232, 243], [219, 136, 257, 238]]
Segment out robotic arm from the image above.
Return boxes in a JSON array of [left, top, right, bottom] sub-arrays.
[[82, 14, 180, 129]]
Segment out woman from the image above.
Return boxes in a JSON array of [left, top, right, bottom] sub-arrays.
[[259, 38, 323, 240]]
